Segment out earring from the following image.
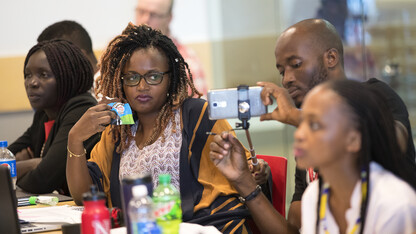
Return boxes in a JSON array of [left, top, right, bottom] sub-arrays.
[[167, 93, 170, 97]]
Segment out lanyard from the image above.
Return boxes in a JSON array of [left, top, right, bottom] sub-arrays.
[[319, 169, 368, 234], [308, 168, 318, 182]]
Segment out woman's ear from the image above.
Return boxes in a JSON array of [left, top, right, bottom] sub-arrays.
[[324, 48, 340, 69], [346, 129, 361, 153]]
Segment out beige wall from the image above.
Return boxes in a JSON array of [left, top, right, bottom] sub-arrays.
[[0, 34, 279, 111], [0, 56, 29, 112]]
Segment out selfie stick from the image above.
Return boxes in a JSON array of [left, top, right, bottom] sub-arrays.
[[237, 85, 260, 172]]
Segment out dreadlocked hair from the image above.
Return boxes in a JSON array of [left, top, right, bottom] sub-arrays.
[[314, 79, 416, 233], [24, 39, 94, 107], [96, 23, 202, 153]]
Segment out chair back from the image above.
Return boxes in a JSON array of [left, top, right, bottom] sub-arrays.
[[256, 154, 287, 217]]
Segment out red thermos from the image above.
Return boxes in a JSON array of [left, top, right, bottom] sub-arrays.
[[81, 185, 111, 234]]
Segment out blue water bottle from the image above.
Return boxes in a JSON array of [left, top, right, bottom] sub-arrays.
[[128, 185, 161, 234], [0, 141, 16, 190]]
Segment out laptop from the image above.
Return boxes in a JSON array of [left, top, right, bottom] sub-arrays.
[[0, 166, 61, 233]]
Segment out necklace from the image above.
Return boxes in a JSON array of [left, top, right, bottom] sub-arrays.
[[40, 142, 46, 158], [319, 169, 368, 234]]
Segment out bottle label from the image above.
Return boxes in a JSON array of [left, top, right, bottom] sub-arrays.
[[154, 200, 182, 221], [132, 221, 161, 234], [91, 219, 111, 234], [0, 159, 16, 178]]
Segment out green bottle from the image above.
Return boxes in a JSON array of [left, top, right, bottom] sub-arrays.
[[152, 174, 182, 234]]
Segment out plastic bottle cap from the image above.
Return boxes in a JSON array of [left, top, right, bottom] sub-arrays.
[[83, 184, 106, 201], [158, 174, 171, 184], [28, 196, 38, 205], [0, 141, 8, 147], [132, 185, 148, 198]]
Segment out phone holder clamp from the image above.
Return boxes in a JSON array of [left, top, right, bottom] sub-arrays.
[[236, 85, 259, 170], [237, 85, 251, 129]]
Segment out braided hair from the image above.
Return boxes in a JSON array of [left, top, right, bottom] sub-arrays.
[[96, 23, 201, 153], [24, 39, 94, 107], [315, 79, 416, 233]]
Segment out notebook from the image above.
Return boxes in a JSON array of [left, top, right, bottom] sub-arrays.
[[0, 166, 61, 233]]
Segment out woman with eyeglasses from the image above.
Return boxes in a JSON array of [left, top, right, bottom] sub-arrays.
[[66, 23, 269, 233], [210, 79, 416, 234]]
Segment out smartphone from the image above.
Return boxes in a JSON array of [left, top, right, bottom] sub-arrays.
[[207, 86, 267, 120]]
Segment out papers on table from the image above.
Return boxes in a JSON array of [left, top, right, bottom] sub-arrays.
[[18, 205, 83, 224]]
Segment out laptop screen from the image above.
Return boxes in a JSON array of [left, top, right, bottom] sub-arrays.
[[0, 166, 21, 234]]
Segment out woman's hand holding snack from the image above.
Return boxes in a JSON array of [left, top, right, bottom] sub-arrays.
[[70, 104, 116, 142]]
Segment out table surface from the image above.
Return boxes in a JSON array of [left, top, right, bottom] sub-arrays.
[[20, 201, 219, 234], [19, 201, 77, 234]]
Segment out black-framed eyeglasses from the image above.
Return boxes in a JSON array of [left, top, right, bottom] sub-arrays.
[[121, 71, 170, 86]]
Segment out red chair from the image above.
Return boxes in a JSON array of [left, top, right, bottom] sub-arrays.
[[256, 154, 287, 217], [247, 155, 287, 233]]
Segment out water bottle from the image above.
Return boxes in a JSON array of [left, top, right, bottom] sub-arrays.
[[153, 174, 182, 234], [0, 141, 16, 190], [81, 185, 111, 234], [121, 174, 153, 234], [128, 185, 161, 234]]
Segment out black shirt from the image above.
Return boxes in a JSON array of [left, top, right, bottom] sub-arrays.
[[9, 93, 100, 195]]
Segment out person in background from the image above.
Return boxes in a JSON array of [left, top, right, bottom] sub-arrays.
[[256, 18, 415, 231], [37, 20, 98, 73], [66, 23, 269, 233], [315, 0, 377, 81], [8, 39, 100, 195], [316, 0, 347, 41], [135, 0, 208, 96], [210, 79, 416, 234]]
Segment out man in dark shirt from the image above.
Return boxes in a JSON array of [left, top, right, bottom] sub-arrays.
[[258, 18, 415, 230], [37, 20, 98, 73]]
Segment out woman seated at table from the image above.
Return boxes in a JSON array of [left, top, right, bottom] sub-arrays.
[[210, 79, 416, 234], [8, 39, 100, 195], [66, 23, 269, 233]]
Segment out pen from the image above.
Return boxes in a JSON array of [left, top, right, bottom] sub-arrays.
[[206, 130, 237, 135]]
